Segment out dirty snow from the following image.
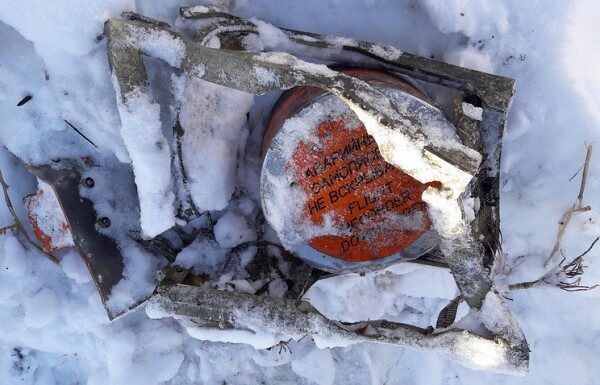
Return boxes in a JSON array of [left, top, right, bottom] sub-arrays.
[[0, 0, 599, 385]]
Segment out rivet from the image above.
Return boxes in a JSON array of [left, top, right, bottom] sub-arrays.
[[98, 217, 111, 228], [83, 177, 95, 188], [379, 117, 391, 126]]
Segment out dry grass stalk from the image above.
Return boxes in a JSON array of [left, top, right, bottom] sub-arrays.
[[508, 145, 597, 292], [509, 236, 599, 292], [544, 144, 593, 266]]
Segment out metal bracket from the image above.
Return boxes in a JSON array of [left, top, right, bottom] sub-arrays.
[[105, 10, 528, 373], [26, 159, 125, 319]]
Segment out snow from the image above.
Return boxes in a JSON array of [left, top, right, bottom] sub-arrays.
[[0, 0, 599, 384], [305, 263, 458, 327], [112, 80, 176, 238], [124, 25, 186, 68], [420, 0, 509, 38], [178, 77, 254, 212], [186, 326, 281, 350], [24, 288, 59, 328], [462, 102, 484, 121], [60, 251, 92, 284], [174, 237, 228, 275], [291, 348, 336, 385], [2, 236, 28, 277]]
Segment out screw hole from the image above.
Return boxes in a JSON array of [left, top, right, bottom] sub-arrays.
[[83, 177, 95, 188], [463, 94, 482, 107]]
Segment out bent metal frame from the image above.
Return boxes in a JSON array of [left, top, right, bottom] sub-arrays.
[[48, 8, 528, 373]]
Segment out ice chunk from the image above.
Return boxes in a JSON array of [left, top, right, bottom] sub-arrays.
[[462, 101, 483, 121], [214, 212, 257, 249], [152, 352, 185, 382], [175, 238, 228, 276], [112, 81, 176, 238], [104, 330, 136, 378], [186, 326, 281, 350], [305, 263, 458, 326], [237, 197, 255, 216]]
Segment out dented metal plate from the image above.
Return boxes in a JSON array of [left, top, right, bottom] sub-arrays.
[[27, 161, 124, 319]]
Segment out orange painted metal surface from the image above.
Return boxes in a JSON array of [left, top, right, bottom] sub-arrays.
[[264, 67, 438, 262], [24, 188, 74, 254]]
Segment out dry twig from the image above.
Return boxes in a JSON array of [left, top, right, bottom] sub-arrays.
[[545, 144, 593, 266], [64, 119, 97, 148], [509, 144, 597, 291], [0, 224, 17, 234], [509, 236, 599, 292], [0, 167, 59, 264]]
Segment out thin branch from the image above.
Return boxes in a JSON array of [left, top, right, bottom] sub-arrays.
[[510, 236, 599, 292], [545, 144, 593, 266], [568, 163, 583, 182], [64, 119, 98, 148], [575, 236, 600, 260], [0, 168, 59, 264], [577, 144, 593, 203], [17, 95, 33, 107], [558, 284, 598, 292]]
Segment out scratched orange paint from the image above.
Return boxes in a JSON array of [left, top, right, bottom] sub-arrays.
[[265, 67, 439, 262], [290, 117, 436, 262]]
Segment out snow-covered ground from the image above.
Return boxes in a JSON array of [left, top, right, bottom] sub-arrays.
[[1, 0, 599, 384]]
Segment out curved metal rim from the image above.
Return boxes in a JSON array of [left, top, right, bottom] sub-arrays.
[[260, 81, 450, 273]]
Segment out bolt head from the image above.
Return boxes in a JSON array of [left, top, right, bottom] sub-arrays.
[[84, 177, 95, 188], [99, 217, 111, 228]]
